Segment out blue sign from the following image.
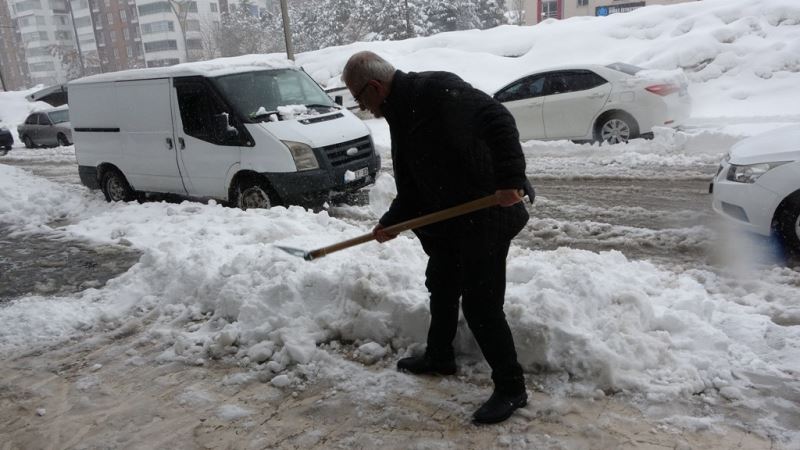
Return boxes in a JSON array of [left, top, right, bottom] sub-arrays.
[[596, 2, 646, 16]]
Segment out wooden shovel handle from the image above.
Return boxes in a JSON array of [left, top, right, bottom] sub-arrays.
[[307, 194, 499, 260]]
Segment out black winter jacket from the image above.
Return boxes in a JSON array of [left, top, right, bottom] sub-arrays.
[[379, 70, 529, 240]]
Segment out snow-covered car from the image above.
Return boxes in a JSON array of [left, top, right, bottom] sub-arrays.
[[711, 125, 800, 256], [17, 106, 72, 148], [0, 119, 13, 153], [493, 62, 691, 144]]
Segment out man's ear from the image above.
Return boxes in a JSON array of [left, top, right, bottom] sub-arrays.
[[373, 79, 389, 97]]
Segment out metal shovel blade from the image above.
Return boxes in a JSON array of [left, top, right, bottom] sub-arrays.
[[275, 245, 313, 261]]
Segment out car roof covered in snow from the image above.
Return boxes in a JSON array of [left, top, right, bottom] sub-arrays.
[[69, 54, 296, 85]]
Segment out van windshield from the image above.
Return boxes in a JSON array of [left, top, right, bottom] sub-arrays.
[[214, 69, 336, 122]]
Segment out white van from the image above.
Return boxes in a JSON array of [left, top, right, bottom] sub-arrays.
[[69, 55, 380, 208]]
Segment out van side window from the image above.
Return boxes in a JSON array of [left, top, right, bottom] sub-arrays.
[[175, 80, 244, 146]]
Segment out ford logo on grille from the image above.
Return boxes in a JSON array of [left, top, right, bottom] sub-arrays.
[[346, 147, 358, 156]]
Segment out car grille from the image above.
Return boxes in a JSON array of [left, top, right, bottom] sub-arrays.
[[318, 136, 373, 167]]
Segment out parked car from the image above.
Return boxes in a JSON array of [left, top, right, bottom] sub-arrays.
[[710, 124, 800, 257], [0, 119, 13, 154], [17, 106, 72, 148], [493, 62, 691, 144], [68, 57, 379, 209]]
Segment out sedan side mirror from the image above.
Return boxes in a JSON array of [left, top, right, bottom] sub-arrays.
[[334, 95, 343, 106]]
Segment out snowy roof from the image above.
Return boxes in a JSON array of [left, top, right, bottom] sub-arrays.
[[69, 54, 296, 85]]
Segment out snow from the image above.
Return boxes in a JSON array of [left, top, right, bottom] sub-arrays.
[[69, 54, 295, 85], [1, 0, 800, 444]]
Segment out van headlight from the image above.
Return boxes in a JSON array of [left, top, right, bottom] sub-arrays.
[[282, 140, 319, 171], [726, 161, 789, 183]]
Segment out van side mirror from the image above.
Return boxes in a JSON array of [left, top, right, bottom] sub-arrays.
[[213, 113, 238, 139], [334, 95, 343, 106]]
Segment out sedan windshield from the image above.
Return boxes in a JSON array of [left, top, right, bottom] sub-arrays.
[[214, 69, 335, 122], [48, 110, 69, 123]]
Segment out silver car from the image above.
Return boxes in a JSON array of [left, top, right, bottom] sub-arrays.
[[18, 107, 72, 148]]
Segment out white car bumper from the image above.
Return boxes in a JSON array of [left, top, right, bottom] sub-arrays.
[[710, 162, 781, 236]]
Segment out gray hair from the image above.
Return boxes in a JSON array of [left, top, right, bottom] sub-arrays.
[[342, 51, 395, 88]]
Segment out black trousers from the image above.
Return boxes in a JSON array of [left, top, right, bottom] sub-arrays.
[[418, 228, 525, 393]]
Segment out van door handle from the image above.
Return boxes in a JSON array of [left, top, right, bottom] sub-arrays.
[[588, 92, 605, 99], [178, 137, 185, 150], [166, 137, 173, 150]]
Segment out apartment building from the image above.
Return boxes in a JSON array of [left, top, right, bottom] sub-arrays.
[[135, 0, 222, 67], [2, 0, 77, 86], [89, 0, 145, 72], [0, 0, 29, 90], [525, 0, 699, 24]]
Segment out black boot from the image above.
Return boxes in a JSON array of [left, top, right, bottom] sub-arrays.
[[472, 389, 527, 424], [397, 354, 457, 375]]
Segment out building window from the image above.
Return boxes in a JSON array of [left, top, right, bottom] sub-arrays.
[[541, 0, 559, 20], [55, 30, 72, 40], [123, 27, 129, 39], [22, 30, 48, 42], [119, 9, 126, 21], [36, 16, 46, 25], [138, 2, 172, 15], [110, 30, 116, 42], [185, 38, 202, 49], [141, 20, 174, 34], [13, 0, 42, 13], [113, 47, 118, 58], [127, 46, 133, 57], [144, 39, 178, 52], [210, 2, 217, 12], [54, 14, 68, 25], [26, 46, 51, 57], [104, 0, 109, 7], [578, 0, 588, 6], [29, 61, 55, 72], [147, 58, 180, 67], [96, 32, 104, 45], [73, 16, 91, 27]]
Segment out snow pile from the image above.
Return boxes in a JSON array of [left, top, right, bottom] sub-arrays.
[[0, 164, 94, 232], [297, 0, 800, 118], [0, 88, 52, 142], [0, 164, 797, 409]]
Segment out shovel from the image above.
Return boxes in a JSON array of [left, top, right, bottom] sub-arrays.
[[276, 194, 501, 261]]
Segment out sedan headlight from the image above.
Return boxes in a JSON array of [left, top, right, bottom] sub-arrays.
[[726, 161, 789, 183], [282, 140, 319, 171]]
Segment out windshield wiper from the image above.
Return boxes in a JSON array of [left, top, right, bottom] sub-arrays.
[[305, 103, 336, 110]]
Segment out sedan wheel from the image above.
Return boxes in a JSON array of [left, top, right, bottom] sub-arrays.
[[22, 135, 34, 148], [775, 197, 800, 259], [57, 133, 70, 147], [600, 118, 631, 145], [238, 184, 272, 210]]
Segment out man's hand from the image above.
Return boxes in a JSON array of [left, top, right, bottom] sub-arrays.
[[373, 223, 399, 243], [495, 188, 524, 207]]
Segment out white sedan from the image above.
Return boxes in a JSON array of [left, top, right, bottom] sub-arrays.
[[493, 63, 691, 144], [711, 125, 800, 257]]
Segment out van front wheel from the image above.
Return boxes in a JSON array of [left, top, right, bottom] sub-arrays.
[[237, 181, 272, 210], [101, 170, 135, 203]]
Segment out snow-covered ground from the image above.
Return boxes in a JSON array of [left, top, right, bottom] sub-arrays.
[[1, 0, 799, 447]]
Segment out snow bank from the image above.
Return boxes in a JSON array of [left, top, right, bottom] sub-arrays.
[[1, 164, 798, 409], [296, 0, 800, 118]]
